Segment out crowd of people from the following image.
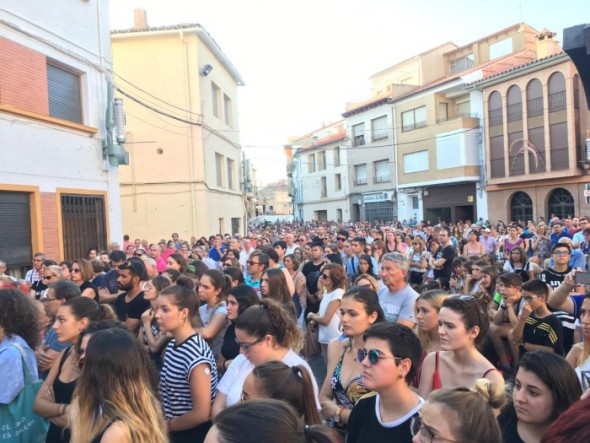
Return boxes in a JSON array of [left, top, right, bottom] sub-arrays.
[[1, 215, 590, 443]]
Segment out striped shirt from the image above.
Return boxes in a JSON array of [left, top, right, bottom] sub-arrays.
[[160, 334, 218, 419]]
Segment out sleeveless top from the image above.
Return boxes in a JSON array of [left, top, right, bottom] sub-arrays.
[[90, 422, 113, 443], [46, 347, 77, 443], [330, 346, 370, 409], [431, 352, 497, 391]]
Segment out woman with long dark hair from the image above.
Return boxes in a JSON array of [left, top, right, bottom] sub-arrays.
[[69, 328, 167, 443]]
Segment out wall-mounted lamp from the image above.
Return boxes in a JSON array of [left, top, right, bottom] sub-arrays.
[[200, 64, 213, 77], [423, 189, 429, 197]]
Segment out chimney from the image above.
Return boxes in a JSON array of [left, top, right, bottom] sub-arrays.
[[536, 29, 561, 59], [134, 8, 148, 29]]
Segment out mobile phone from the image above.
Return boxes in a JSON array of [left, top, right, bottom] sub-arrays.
[[574, 272, 590, 285]]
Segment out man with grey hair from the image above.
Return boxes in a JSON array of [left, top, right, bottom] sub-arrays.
[[377, 252, 418, 328]]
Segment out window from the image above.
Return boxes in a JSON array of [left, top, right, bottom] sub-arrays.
[[548, 188, 574, 219], [227, 158, 235, 190], [438, 102, 449, 122], [528, 127, 546, 173], [490, 135, 505, 178], [317, 151, 326, 170], [355, 164, 368, 185], [223, 94, 232, 126], [215, 153, 224, 187], [548, 72, 566, 112], [231, 218, 240, 235], [374, 160, 390, 183], [401, 106, 426, 131], [507, 85, 522, 122], [352, 123, 365, 147], [61, 194, 107, 260], [212, 83, 221, 118], [488, 91, 503, 127], [526, 79, 544, 117], [412, 196, 419, 210], [549, 122, 569, 170], [403, 151, 429, 173], [335, 173, 342, 191], [336, 209, 342, 222], [457, 101, 470, 116], [320, 177, 327, 198], [333, 146, 341, 167], [508, 132, 525, 176], [47, 62, 82, 124], [510, 192, 533, 222], [308, 154, 316, 173], [450, 54, 474, 74], [490, 38, 513, 59], [371, 116, 388, 141]]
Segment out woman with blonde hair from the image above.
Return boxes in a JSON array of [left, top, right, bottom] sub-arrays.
[[565, 293, 590, 387], [69, 328, 167, 443], [408, 238, 428, 286], [411, 379, 504, 443], [352, 273, 380, 292]]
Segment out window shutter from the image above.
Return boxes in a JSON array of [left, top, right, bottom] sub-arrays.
[[47, 63, 82, 124]]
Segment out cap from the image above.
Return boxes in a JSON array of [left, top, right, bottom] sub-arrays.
[[484, 228, 491, 233]]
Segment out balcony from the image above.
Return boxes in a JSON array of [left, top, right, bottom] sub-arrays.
[[374, 175, 391, 183], [355, 177, 368, 185], [401, 120, 427, 132], [435, 112, 478, 124], [549, 91, 566, 112], [527, 97, 543, 117]]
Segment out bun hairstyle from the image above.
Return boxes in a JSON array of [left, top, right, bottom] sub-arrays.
[[176, 275, 195, 290], [202, 269, 231, 301], [236, 299, 303, 352], [427, 379, 503, 443], [159, 282, 198, 317], [252, 361, 321, 425]]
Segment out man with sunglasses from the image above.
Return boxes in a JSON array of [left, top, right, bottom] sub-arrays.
[[245, 251, 269, 298]]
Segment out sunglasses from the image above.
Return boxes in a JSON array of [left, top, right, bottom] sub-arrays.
[[320, 273, 331, 280], [234, 336, 264, 352], [71, 268, 81, 273], [42, 275, 55, 281], [337, 237, 347, 241], [357, 348, 402, 365]]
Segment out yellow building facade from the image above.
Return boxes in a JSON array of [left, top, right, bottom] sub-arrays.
[[112, 17, 245, 240]]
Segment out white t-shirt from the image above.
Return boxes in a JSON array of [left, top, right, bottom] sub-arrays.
[[217, 350, 320, 408], [317, 288, 344, 344]]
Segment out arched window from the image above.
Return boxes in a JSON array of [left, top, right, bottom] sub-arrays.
[[510, 192, 533, 222], [548, 72, 566, 112], [547, 188, 574, 220], [507, 85, 522, 122], [488, 91, 503, 127], [526, 79, 543, 117]]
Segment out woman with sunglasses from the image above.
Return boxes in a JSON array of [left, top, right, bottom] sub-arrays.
[[307, 263, 346, 363], [347, 323, 424, 443], [70, 259, 99, 301], [418, 295, 504, 399], [498, 352, 581, 443], [319, 287, 384, 436], [211, 299, 319, 418], [411, 379, 503, 443], [408, 238, 428, 286]]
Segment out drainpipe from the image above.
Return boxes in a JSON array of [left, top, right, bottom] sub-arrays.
[[180, 30, 198, 236]]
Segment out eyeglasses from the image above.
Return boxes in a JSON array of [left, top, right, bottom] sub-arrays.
[[553, 251, 570, 256], [410, 415, 456, 443], [235, 337, 264, 352], [247, 261, 259, 266], [297, 238, 305, 242], [357, 348, 402, 365], [41, 296, 58, 303], [522, 295, 537, 302], [71, 268, 81, 273]]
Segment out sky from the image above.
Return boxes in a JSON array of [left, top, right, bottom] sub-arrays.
[[109, 0, 587, 186]]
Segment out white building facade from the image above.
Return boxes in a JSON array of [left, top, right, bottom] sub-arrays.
[[0, 0, 122, 274]]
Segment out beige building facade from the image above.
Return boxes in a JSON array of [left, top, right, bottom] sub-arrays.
[[112, 13, 245, 240], [473, 50, 590, 222]]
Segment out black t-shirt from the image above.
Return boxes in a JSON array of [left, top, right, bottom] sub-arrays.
[[114, 290, 149, 322], [79, 280, 99, 301], [347, 394, 423, 443], [433, 244, 455, 281], [521, 313, 563, 356], [498, 407, 525, 443], [302, 261, 323, 295], [540, 266, 576, 353], [31, 280, 47, 299], [221, 323, 239, 360]]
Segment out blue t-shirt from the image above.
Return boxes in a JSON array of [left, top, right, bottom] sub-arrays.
[[0, 336, 38, 404]]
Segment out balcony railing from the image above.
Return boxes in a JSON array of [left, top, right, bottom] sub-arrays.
[[402, 120, 427, 132], [489, 108, 503, 127], [435, 113, 479, 124], [355, 177, 368, 185], [526, 97, 543, 117], [374, 175, 391, 183], [549, 91, 566, 112], [507, 103, 523, 122]]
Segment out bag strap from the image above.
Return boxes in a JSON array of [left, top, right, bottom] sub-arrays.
[[10, 342, 34, 385]]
